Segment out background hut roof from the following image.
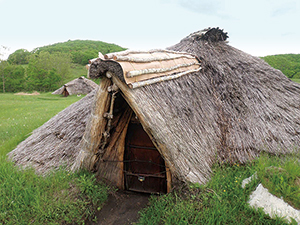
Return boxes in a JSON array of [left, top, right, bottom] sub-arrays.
[[8, 90, 96, 174], [52, 76, 98, 95], [89, 27, 300, 183]]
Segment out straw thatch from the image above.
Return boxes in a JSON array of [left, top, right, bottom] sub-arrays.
[[8, 28, 300, 187], [78, 27, 300, 185], [52, 76, 98, 96], [7, 89, 97, 173]]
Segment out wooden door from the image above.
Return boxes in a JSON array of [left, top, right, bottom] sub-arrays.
[[124, 123, 167, 194]]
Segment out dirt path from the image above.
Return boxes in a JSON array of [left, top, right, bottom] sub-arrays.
[[87, 191, 150, 225]]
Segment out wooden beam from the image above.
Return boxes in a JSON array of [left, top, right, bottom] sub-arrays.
[[72, 77, 112, 171], [165, 162, 172, 193]]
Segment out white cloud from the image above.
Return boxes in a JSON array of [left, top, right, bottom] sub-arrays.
[[271, 1, 297, 17], [177, 0, 233, 20], [178, 0, 220, 15]]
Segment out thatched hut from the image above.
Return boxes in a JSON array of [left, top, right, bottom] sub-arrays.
[[74, 28, 300, 193], [52, 76, 98, 97], [9, 28, 300, 194]]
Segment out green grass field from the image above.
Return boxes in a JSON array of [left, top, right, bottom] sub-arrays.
[[0, 93, 86, 155], [1, 93, 299, 224], [67, 64, 89, 82], [138, 156, 300, 224], [291, 78, 300, 84], [0, 93, 110, 224]]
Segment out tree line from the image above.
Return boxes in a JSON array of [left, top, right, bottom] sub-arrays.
[[261, 54, 300, 79], [1, 41, 299, 93], [0, 40, 125, 93], [31, 40, 125, 66]]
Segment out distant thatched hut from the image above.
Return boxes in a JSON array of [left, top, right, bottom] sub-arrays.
[[9, 28, 300, 194], [52, 76, 98, 97]]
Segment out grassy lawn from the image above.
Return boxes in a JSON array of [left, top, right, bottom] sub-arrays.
[[0, 93, 110, 224], [0, 93, 84, 155], [61, 63, 100, 89], [291, 78, 300, 84], [67, 64, 89, 82], [1, 93, 299, 224]]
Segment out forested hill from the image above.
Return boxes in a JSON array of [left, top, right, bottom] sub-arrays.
[[2, 40, 299, 93], [1, 40, 126, 93], [32, 40, 126, 65], [261, 54, 300, 79]]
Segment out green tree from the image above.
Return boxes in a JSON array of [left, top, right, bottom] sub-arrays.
[[0, 61, 8, 93], [0, 46, 9, 93], [262, 54, 300, 79], [32, 40, 126, 65], [26, 52, 71, 92], [7, 49, 31, 65], [0, 62, 25, 93], [3, 64, 25, 92]]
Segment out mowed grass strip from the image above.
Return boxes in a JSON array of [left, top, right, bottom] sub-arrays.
[[0, 93, 83, 155], [291, 78, 300, 84], [0, 93, 109, 224]]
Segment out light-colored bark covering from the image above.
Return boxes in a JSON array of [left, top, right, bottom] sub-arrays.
[[103, 49, 201, 87]]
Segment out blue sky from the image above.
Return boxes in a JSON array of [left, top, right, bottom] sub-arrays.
[[0, 0, 299, 59]]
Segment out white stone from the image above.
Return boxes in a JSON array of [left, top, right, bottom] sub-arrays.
[[248, 183, 300, 224], [241, 172, 258, 188]]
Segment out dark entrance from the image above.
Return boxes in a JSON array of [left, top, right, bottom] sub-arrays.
[[62, 88, 69, 97], [124, 122, 167, 194]]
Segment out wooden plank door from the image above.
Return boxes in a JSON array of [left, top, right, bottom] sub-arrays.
[[124, 123, 167, 194]]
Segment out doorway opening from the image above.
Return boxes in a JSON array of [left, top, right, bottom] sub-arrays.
[[124, 120, 167, 194], [62, 87, 69, 97]]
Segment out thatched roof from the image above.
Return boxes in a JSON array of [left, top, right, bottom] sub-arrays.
[[7, 90, 96, 173], [86, 28, 300, 184], [52, 76, 98, 96], [8, 28, 300, 185]]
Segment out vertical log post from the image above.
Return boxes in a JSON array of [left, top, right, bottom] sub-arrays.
[[72, 77, 112, 171]]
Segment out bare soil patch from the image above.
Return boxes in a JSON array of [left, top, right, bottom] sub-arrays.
[[14, 91, 40, 96], [87, 190, 150, 225]]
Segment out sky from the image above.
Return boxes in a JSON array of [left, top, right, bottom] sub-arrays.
[[0, 0, 299, 59]]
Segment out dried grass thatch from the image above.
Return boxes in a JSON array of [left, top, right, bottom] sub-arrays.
[[8, 89, 97, 174], [52, 76, 98, 96], [83, 28, 300, 184]]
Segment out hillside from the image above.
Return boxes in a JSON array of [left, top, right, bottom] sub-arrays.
[[1, 40, 126, 93], [261, 54, 300, 80], [33, 40, 126, 65]]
